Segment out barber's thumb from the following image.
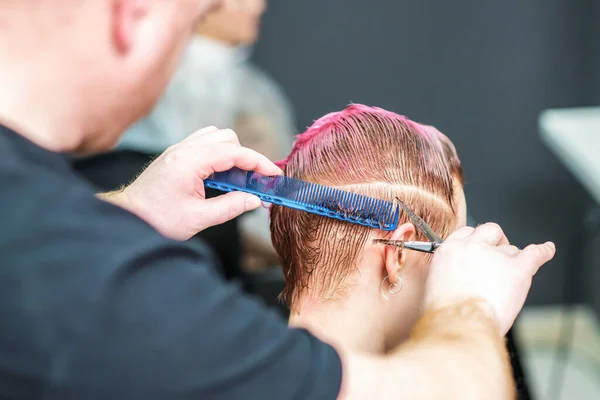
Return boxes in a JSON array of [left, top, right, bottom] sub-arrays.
[[519, 241, 556, 275], [199, 192, 261, 228]]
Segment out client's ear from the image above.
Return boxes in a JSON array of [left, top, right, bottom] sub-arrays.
[[112, 0, 150, 54], [384, 223, 416, 285]]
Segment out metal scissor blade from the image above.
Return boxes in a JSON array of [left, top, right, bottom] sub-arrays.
[[395, 198, 443, 243], [402, 241, 441, 254]]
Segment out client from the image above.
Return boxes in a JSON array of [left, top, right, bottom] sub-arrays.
[[270, 104, 467, 353]]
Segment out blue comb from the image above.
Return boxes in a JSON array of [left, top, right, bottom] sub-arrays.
[[204, 167, 400, 231]]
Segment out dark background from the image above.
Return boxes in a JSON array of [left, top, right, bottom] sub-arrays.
[[252, 0, 600, 312]]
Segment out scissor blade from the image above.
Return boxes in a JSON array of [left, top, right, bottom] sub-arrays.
[[402, 241, 437, 254], [396, 199, 443, 243]]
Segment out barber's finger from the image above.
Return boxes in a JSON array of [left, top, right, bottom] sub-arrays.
[[200, 143, 283, 177], [188, 126, 219, 138], [470, 223, 509, 246], [188, 128, 240, 146], [197, 192, 261, 229], [498, 244, 520, 257], [446, 226, 475, 240], [518, 242, 556, 275]]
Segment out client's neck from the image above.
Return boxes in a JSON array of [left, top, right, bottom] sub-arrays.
[[289, 289, 386, 354]]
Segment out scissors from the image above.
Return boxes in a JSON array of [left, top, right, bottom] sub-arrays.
[[373, 199, 443, 254]]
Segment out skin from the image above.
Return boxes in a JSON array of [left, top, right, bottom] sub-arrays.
[[0, 1, 556, 399], [196, 0, 266, 46], [338, 224, 556, 400], [290, 182, 468, 353]]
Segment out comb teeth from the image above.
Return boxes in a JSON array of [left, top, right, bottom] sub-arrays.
[[204, 167, 399, 231]]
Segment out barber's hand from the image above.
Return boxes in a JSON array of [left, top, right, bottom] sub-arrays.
[[425, 223, 556, 335], [118, 126, 282, 241]]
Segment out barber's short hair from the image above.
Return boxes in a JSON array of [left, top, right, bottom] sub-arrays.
[[270, 104, 463, 309]]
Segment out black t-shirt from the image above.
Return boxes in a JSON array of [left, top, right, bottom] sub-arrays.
[[0, 125, 342, 399]]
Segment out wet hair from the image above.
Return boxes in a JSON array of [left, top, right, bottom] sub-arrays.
[[270, 104, 463, 310]]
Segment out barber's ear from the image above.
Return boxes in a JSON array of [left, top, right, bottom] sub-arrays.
[[112, 0, 150, 54], [383, 223, 416, 285]]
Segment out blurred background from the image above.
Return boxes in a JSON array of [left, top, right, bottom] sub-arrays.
[[75, 0, 600, 398]]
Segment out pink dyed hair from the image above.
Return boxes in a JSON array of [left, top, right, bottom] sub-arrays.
[[270, 104, 463, 309]]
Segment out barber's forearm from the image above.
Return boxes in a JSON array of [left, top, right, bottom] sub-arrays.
[[97, 189, 137, 215], [337, 299, 514, 400], [396, 299, 514, 399], [97, 189, 185, 239]]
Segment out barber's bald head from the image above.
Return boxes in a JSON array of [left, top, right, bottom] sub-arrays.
[[0, 0, 221, 152]]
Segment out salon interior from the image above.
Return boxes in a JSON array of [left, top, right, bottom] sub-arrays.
[[75, 1, 600, 399]]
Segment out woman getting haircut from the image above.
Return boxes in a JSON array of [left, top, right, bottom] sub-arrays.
[[270, 104, 468, 352]]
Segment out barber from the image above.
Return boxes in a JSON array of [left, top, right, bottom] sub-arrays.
[[0, 1, 554, 399]]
